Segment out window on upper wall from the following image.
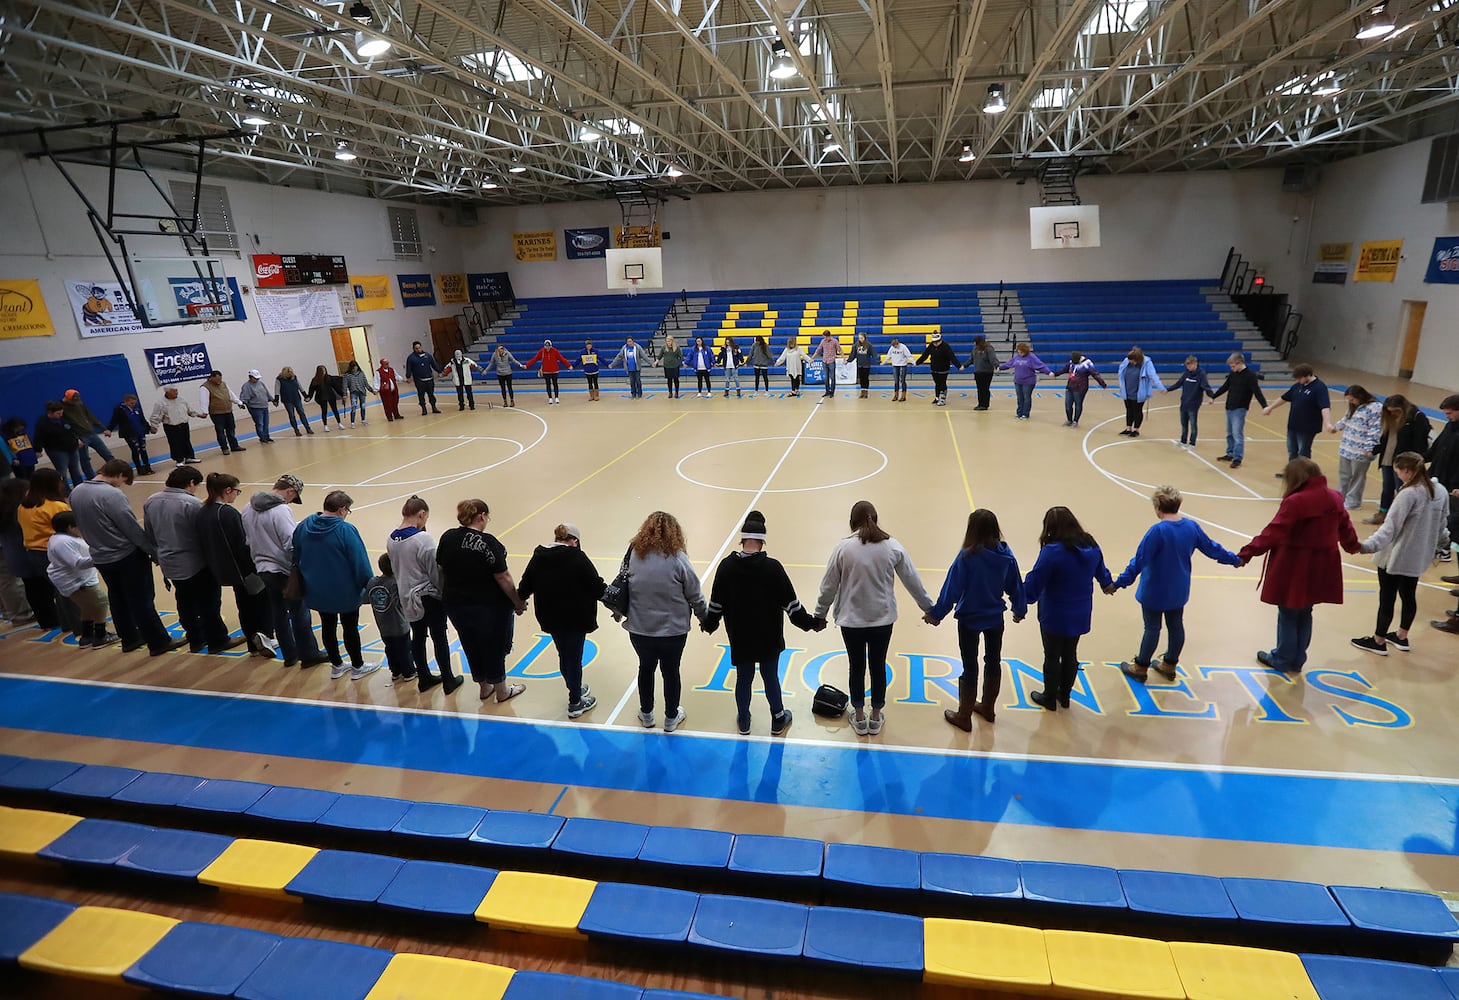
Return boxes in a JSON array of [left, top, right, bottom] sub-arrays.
[[388, 206, 422, 259], [167, 180, 240, 253]]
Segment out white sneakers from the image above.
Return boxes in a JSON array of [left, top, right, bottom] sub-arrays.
[[351, 661, 383, 681], [637, 711, 655, 727], [664, 707, 686, 733], [330, 662, 349, 679]]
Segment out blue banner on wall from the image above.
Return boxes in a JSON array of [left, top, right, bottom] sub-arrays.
[[397, 273, 436, 307], [144, 343, 214, 386], [1423, 236, 1459, 283], [565, 227, 610, 260], [467, 272, 514, 302], [166, 276, 247, 321]]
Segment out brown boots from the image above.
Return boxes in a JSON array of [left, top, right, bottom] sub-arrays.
[[588, 387, 600, 401], [944, 693, 996, 731]]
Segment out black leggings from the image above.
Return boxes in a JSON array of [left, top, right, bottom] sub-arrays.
[[1124, 399, 1145, 429], [857, 368, 871, 390], [1041, 629, 1081, 699], [932, 371, 949, 398], [1375, 568, 1418, 634], [320, 610, 362, 666], [665, 371, 680, 395], [754, 368, 770, 391], [585, 374, 599, 394], [696, 370, 712, 393], [317, 398, 342, 422], [497, 375, 514, 403], [958, 623, 1004, 707], [410, 596, 455, 683], [789, 374, 802, 394], [841, 623, 893, 710], [543, 374, 560, 399]]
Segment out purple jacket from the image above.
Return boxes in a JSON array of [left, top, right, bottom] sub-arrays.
[[998, 352, 1052, 386]]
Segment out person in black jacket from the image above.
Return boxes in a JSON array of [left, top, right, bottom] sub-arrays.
[[702, 510, 818, 737], [1425, 393, 1459, 568], [915, 333, 963, 407], [1208, 353, 1268, 470], [517, 522, 606, 718], [32, 402, 86, 489], [196, 472, 277, 658], [1368, 395, 1432, 525]]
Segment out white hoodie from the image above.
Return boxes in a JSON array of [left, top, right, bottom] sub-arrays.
[[241, 491, 298, 575]]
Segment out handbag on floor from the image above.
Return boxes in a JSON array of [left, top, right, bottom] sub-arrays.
[[812, 683, 849, 718], [600, 547, 633, 617]]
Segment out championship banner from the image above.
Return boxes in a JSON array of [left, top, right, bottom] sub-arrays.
[[67, 279, 144, 337], [614, 225, 661, 248], [1312, 242, 1351, 285], [0, 280, 57, 338], [350, 274, 395, 311], [1423, 237, 1459, 284], [468, 272, 514, 302], [565, 227, 610, 260], [144, 343, 213, 386], [1353, 240, 1402, 282], [437, 273, 469, 304], [512, 231, 557, 261], [397, 273, 437, 307]]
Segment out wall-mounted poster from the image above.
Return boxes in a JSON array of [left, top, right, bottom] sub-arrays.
[[0, 279, 57, 338], [67, 279, 145, 337], [468, 272, 514, 302], [144, 343, 213, 385], [565, 227, 610, 260], [512, 231, 557, 261], [437, 273, 469, 304], [350, 275, 395, 310], [397, 273, 437, 307], [1423, 237, 1459, 284], [1353, 240, 1402, 282], [614, 225, 661, 248], [1312, 242, 1351, 285]]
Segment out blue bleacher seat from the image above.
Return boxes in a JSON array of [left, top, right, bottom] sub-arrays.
[[0, 757, 81, 790], [377, 860, 497, 918], [1329, 886, 1459, 942], [1119, 870, 1237, 921], [1220, 877, 1349, 928], [802, 906, 923, 974], [726, 834, 823, 880], [920, 853, 1022, 899], [552, 818, 650, 862], [49, 764, 143, 800], [123, 922, 282, 996], [245, 786, 341, 823], [0, 892, 76, 962], [502, 970, 643, 1000], [687, 895, 809, 957], [578, 883, 699, 943], [1301, 954, 1452, 1000], [285, 849, 405, 905], [235, 936, 394, 1000], [468, 810, 564, 850], [642, 993, 733, 1000], [315, 794, 411, 833], [822, 843, 920, 892], [111, 771, 206, 807], [1437, 967, 1459, 999], [392, 801, 488, 841], [37, 818, 153, 866], [1020, 861, 1127, 909], [117, 828, 233, 879], [637, 826, 733, 870], [180, 779, 273, 814], [0, 755, 23, 778]]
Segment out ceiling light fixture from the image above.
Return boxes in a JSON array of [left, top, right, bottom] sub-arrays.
[[1313, 71, 1341, 96], [481, 178, 499, 189], [349, 1, 375, 25], [665, 164, 684, 178], [958, 143, 975, 163], [1354, 3, 1395, 39], [333, 140, 357, 161], [768, 41, 797, 81], [983, 83, 1007, 114], [241, 98, 269, 126], [355, 30, 391, 58], [578, 118, 602, 142], [508, 159, 527, 173], [822, 131, 840, 154]]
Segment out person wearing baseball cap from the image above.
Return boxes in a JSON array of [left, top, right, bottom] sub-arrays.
[[702, 510, 815, 737], [241, 472, 327, 667], [518, 521, 607, 719], [239, 370, 275, 445], [61, 388, 115, 480]]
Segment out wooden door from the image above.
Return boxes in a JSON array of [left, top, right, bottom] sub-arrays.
[[1397, 301, 1425, 379], [429, 316, 464, 361], [330, 327, 355, 371]]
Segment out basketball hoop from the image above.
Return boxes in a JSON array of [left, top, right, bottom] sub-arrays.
[[186, 302, 222, 331], [1059, 234, 1072, 249], [626, 277, 639, 297]]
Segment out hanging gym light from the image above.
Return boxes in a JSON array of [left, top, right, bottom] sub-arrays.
[[769, 41, 797, 81], [958, 143, 975, 163], [983, 83, 1007, 114], [333, 140, 358, 161], [1354, 4, 1395, 39]]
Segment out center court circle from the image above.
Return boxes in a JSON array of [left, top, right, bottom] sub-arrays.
[[676, 436, 889, 493]]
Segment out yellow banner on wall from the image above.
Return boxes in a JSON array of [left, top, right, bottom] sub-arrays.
[[437, 273, 468, 304], [615, 225, 662, 248], [513, 231, 558, 261], [349, 275, 395, 311], [1317, 242, 1352, 263], [1354, 240, 1402, 282], [0, 280, 56, 338]]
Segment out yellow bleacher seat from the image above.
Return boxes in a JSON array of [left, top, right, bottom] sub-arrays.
[[197, 838, 319, 898], [923, 918, 1051, 992], [365, 953, 515, 1000], [0, 807, 81, 858], [1169, 941, 1321, 1000], [1044, 929, 1185, 999], [19, 905, 178, 982], [474, 870, 596, 938]]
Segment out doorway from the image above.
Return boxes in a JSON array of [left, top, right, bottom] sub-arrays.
[[1396, 301, 1425, 380], [429, 316, 465, 362], [329, 326, 373, 373]]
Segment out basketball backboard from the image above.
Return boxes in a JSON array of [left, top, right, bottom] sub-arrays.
[[1030, 205, 1102, 249], [127, 255, 233, 326], [606, 247, 663, 289]]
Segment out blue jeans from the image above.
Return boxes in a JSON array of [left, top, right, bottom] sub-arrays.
[[627, 370, 643, 397], [1136, 606, 1185, 667], [1379, 465, 1399, 512], [892, 367, 908, 393], [1064, 387, 1088, 423], [722, 367, 741, 392], [262, 571, 322, 663], [551, 632, 588, 705], [1015, 383, 1034, 418], [45, 449, 85, 489], [1287, 428, 1316, 461], [78, 431, 113, 478], [248, 407, 272, 442], [631, 632, 688, 715], [1225, 408, 1248, 460], [1179, 404, 1200, 445], [1271, 605, 1313, 672], [735, 657, 786, 726]]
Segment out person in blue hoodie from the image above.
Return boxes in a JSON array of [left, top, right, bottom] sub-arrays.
[[1108, 486, 1242, 682], [1113, 346, 1165, 437], [107, 393, 154, 476], [925, 508, 1026, 729], [1022, 506, 1113, 711], [1167, 355, 1213, 449], [292, 490, 381, 681]]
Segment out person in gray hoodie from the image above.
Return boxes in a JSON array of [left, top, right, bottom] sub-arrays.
[[624, 510, 707, 733], [968, 335, 1000, 411], [68, 459, 183, 656], [386, 495, 459, 694], [241, 473, 326, 667], [143, 465, 239, 654]]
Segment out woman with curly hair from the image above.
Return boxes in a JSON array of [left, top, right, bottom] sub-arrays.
[[624, 511, 706, 733]]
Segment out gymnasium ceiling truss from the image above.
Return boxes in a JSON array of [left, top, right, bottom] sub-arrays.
[[2, 0, 1457, 206]]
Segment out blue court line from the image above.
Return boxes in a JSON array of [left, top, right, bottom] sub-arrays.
[[0, 675, 1453, 857]]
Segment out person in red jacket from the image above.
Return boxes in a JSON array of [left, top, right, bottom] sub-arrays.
[[1238, 457, 1361, 674], [376, 358, 403, 422], [525, 339, 572, 405]]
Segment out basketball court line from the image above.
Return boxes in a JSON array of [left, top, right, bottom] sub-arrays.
[[1181, 442, 1267, 499], [944, 410, 975, 510]]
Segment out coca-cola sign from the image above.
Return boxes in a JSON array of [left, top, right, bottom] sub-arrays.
[[251, 253, 349, 287], [253, 254, 286, 287]]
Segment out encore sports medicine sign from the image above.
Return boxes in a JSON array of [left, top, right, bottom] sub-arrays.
[[252, 254, 350, 287]]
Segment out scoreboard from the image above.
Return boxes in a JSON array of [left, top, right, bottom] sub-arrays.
[[252, 253, 349, 287]]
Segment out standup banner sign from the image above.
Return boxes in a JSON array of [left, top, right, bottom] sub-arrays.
[[144, 343, 213, 385], [67, 279, 145, 337], [437, 273, 469, 304], [564, 227, 610, 260], [0, 279, 57, 338], [350, 275, 395, 311], [1353, 240, 1402, 282], [512, 231, 558, 261], [1312, 242, 1352, 285], [1423, 236, 1459, 284], [397, 273, 437, 307]]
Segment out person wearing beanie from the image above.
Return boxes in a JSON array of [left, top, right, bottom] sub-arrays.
[[916, 332, 963, 407], [703, 510, 815, 736], [518, 521, 607, 718]]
